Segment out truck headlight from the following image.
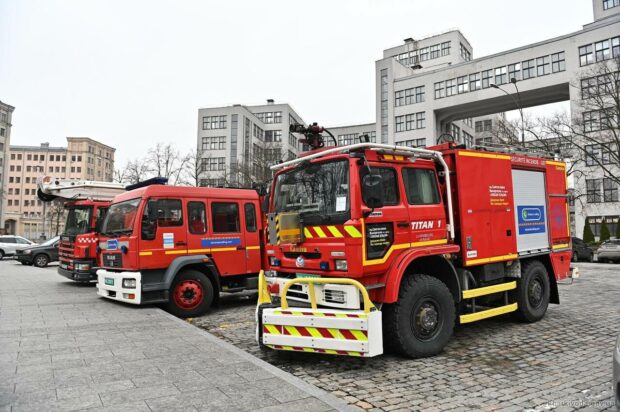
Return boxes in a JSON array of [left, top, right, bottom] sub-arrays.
[[122, 279, 136, 289], [335, 260, 348, 271], [75, 263, 91, 271]]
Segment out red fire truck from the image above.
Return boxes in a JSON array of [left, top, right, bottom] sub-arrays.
[[37, 177, 125, 281], [257, 124, 572, 358], [95, 181, 265, 317]]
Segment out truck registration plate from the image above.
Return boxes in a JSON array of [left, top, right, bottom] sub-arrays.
[[104, 278, 114, 286], [296, 273, 320, 279]]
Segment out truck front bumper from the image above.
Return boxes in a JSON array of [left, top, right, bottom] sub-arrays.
[[58, 262, 97, 282], [96, 269, 142, 305]]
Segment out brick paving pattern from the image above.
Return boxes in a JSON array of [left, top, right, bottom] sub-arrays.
[[193, 263, 620, 411], [0, 260, 350, 412]]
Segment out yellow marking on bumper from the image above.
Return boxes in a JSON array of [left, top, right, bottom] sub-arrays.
[[284, 325, 301, 337], [304, 228, 313, 238], [313, 226, 327, 238], [344, 226, 362, 238], [552, 243, 570, 250], [350, 330, 369, 341], [459, 303, 518, 324], [459, 151, 511, 160], [462, 281, 516, 299], [327, 226, 344, 238], [466, 253, 518, 266], [265, 324, 281, 335]]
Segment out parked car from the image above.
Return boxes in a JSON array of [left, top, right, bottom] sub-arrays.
[[614, 334, 620, 409], [572, 237, 593, 262], [0, 235, 36, 259], [15, 236, 60, 268], [597, 239, 620, 263]]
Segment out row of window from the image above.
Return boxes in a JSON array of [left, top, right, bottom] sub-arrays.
[[580, 72, 619, 99], [10, 153, 72, 162], [253, 124, 264, 140], [265, 130, 282, 143], [254, 111, 282, 124], [202, 136, 226, 151], [395, 41, 451, 67], [395, 112, 426, 132], [396, 138, 426, 148], [362, 167, 440, 206], [7, 198, 44, 207], [586, 178, 618, 203], [202, 115, 227, 130], [434, 52, 565, 99], [201, 157, 226, 171], [603, 0, 620, 9], [394, 86, 425, 107], [144, 199, 257, 235], [460, 43, 471, 62], [585, 143, 617, 166], [380, 69, 389, 143], [475, 120, 493, 133], [579, 36, 620, 66], [200, 178, 226, 187]]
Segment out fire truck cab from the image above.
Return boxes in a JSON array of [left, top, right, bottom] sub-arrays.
[[257, 132, 572, 358], [36, 176, 125, 282], [96, 182, 264, 317]]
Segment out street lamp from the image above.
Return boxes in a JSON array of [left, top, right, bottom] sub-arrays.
[[491, 78, 525, 144]]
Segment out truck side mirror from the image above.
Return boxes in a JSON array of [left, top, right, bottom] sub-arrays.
[[141, 200, 158, 241], [261, 194, 270, 214], [362, 174, 384, 209]]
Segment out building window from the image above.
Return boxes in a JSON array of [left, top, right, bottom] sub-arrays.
[[381, 69, 388, 144], [434, 81, 445, 99], [255, 111, 282, 124], [430, 44, 440, 59], [459, 43, 471, 61], [416, 112, 426, 129], [445, 79, 456, 96], [536, 56, 550, 76], [264, 130, 282, 142], [583, 110, 610, 132], [396, 86, 425, 106], [481, 70, 492, 88], [469, 73, 481, 91], [397, 138, 426, 148], [586, 179, 602, 203], [395, 112, 425, 132], [419, 47, 429, 61], [613, 36, 620, 57], [457, 76, 469, 94], [252, 124, 264, 141], [204, 157, 226, 171], [441, 41, 451, 56], [202, 115, 227, 130], [338, 134, 358, 146], [595, 40, 611, 61], [522, 59, 535, 79], [202, 136, 226, 151], [451, 124, 461, 141], [463, 131, 473, 148], [494, 67, 507, 85], [550, 52, 565, 73], [579, 44, 594, 66], [508, 63, 521, 81], [604, 0, 620, 9], [603, 178, 619, 202]]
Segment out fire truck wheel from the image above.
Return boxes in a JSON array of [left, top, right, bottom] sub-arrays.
[[165, 270, 214, 318], [384, 274, 455, 358], [33, 254, 49, 268], [513, 260, 550, 323]]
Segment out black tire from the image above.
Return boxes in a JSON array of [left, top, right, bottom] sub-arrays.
[[33, 254, 49, 268], [165, 269, 214, 318], [513, 260, 550, 323], [0, 250, 4, 260], [383, 274, 455, 358]]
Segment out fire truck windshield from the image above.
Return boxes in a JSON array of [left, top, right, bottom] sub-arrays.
[[273, 159, 350, 224], [64, 207, 93, 236], [100, 198, 141, 237]]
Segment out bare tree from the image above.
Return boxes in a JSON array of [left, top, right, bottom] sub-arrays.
[[124, 158, 153, 185], [179, 147, 204, 187], [45, 199, 65, 238], [222, 144, 285, 188], [146, 143, 188, 185]]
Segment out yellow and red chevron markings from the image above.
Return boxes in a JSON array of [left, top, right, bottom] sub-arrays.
[[262, 324, 368, 341], [303, 225, 362, 239], [267, 344, 366, 357]]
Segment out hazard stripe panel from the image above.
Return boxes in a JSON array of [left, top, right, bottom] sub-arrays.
[[268, 344, 365, 357], [263, 325, 369, 341], [303, 225, 363, 239]]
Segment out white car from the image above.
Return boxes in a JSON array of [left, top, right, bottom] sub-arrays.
[[0, 236, 36, 259]]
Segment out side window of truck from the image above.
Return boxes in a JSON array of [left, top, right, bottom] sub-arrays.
[[245, 203, 257, 232], [360, 167, 399, 206], [212, 202, 240, 233], [156, 199, 183, 227], [402, 168, 440, 205], [188, 202, 207, 234]]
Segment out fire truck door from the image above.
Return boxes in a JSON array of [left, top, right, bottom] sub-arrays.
[[402, 167, 447, 246], [512, 169, 550, 253], [242, 202, 261, 273], [207, 200, 247, 276], [139, 198, 188, 270], [185, 199, 208, 255], [360, 166, 410, 264]]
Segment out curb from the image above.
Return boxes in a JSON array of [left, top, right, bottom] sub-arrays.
[[159, 309, 360, 412]]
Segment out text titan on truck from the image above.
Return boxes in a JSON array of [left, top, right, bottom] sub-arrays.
[[256, 124, 573, 358]]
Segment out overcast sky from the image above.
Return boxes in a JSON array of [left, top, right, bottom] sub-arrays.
[[1, 0, 591, 167]]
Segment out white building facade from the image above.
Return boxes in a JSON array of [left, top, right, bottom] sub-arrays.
[[0, 101, 15, 234]]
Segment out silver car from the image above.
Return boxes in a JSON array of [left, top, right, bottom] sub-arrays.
[[615, 335, 620, 409], [598, 240, 620, 263], [0, 235, 36, 259]]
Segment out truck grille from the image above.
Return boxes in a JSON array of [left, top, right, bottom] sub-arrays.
[[59, 240, 76, 266]]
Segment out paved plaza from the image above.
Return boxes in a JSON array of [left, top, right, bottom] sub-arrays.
[[0, 260, 351, 412]]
